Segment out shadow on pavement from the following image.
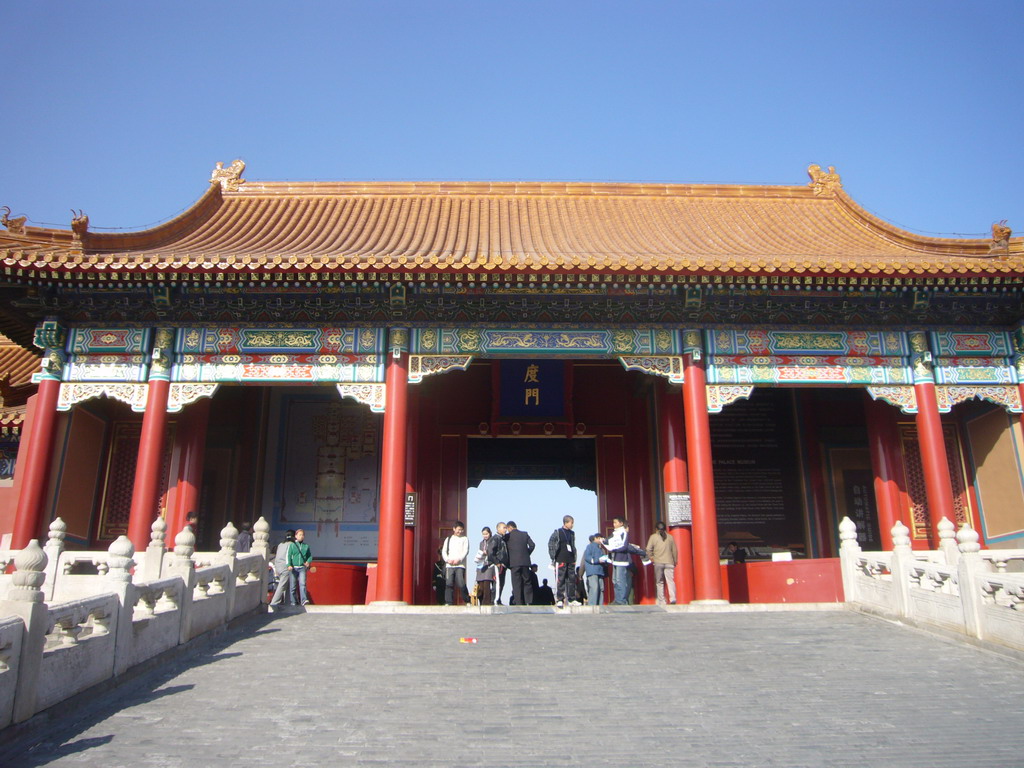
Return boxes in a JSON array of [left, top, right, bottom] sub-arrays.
[[0, 611, 270, 764]]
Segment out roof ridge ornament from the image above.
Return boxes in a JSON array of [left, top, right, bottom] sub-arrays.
[[70, 209, 89, 240], [990, 220, 1012, 254], [210, 159, 246, 191], [0, 206, 27, 235], [807, 164, 842, 196]]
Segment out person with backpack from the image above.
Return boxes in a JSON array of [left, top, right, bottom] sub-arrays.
[[547, 515, 580, 608], [268, 529, 296, 612]]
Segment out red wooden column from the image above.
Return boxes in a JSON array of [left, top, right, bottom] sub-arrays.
[[864, 394, 901, 547], [126, 330, 174, 552], [375, 328, 409, 604], [11, 354, 63, 550], [169, 396, 211, 539], [681, 330, 725, 602], [402, 388, 420, 604], [910, 332, 955, 546], [659, 382, 695, 604]]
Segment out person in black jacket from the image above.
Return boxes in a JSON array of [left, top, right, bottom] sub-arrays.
[[548, 515, 579, 608], [505, 520, 535, 607]]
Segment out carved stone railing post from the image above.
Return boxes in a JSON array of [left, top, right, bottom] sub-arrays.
[[219, 522, 239, 558], [956, 523, 983, 640], [106, 536, 138, 676], [251, 517, 272, 603], [0, 541, 50, 723], [215, 522, 239, 620], [142, 515, 167, 582], [168, 526, 197, 644], [42, 517, 67, 601], [890, 521, 912, 619], [937, 517, 958, 567], [838, 516, 861, 603]]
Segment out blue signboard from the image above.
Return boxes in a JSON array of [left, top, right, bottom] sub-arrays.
[[499, 360, 565, 421]]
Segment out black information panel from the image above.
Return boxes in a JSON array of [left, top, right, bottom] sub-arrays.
[[404, 492, 418, 526], [709, 389, 805, 552]]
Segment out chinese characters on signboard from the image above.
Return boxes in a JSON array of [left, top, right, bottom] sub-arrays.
[[498, 360, 565, 421]]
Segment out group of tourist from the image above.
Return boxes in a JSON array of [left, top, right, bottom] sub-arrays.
[[438, 515, 680, 607]]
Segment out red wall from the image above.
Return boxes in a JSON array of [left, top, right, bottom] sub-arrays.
[[720, 558, 844, 603], [307, 561, 368, 605]]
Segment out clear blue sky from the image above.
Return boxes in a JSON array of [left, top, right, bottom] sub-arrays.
[[3, 2, 1022, 236]]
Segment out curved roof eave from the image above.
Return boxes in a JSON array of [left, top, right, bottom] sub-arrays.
[[1, 175, 1020, 277]]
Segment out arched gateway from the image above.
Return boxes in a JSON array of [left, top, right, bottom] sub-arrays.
[[1, 163, 1022, 605]]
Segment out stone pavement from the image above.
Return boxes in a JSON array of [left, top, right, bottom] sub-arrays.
[[2, 608, 1022, 767]]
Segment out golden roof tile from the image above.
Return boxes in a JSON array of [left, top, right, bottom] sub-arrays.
[[1, 172, 1020, 277]]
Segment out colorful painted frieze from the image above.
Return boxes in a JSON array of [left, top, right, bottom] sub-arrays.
[[411, 327, 678, 356], [707, 355, 910, 386], [175, 326, 382, 356], [929, 331, 1013, 358], [64, 354, 150, 383], [172, 354, 383, 384], [68, 328, 152, 355], [708, 329, 907, 357], [933, 357, 1017, 385], [170, 326, 386, 384], [62, 327, 153, 383]]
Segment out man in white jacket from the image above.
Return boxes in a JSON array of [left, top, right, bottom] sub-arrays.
[[441, 521, 470, 605], [603, 517, 632, 605]]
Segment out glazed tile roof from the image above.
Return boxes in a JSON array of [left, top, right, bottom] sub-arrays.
[[0, 336, 39, 388], [0, 334, 39, 416], [1, 168, 1020, 277], [0, 408, 24, 433]]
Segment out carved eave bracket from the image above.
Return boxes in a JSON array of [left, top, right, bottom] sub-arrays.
[[935, 385, 1022, 414], [867, 385, 918, 414], [706, 385, 754, 413], [58, 382, 149, 412], [408, 355, 473, 384], [167, 383, 219, 412], [337, 383, 386, 413], [618, 356, 684, 384]]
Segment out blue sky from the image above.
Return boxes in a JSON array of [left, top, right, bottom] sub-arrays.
[[3, 2, 1022, 236]]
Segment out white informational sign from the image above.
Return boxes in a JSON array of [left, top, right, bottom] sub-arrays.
[[665, 492, 692, 526]]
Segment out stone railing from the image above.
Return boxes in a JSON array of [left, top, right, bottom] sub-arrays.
[[839, 516, 1024, 653], [0, 516, 271, 729]]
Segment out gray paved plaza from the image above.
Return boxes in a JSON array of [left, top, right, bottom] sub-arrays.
[[1, 608, 1022, 767]]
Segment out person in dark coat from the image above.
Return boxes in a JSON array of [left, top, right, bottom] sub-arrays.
[[505, 520, 535, 607], [547, 514, 579, 607]]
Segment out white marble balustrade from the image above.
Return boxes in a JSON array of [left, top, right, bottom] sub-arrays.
[[0, 516, 271, 729], [840, 516, 1024, 652]]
